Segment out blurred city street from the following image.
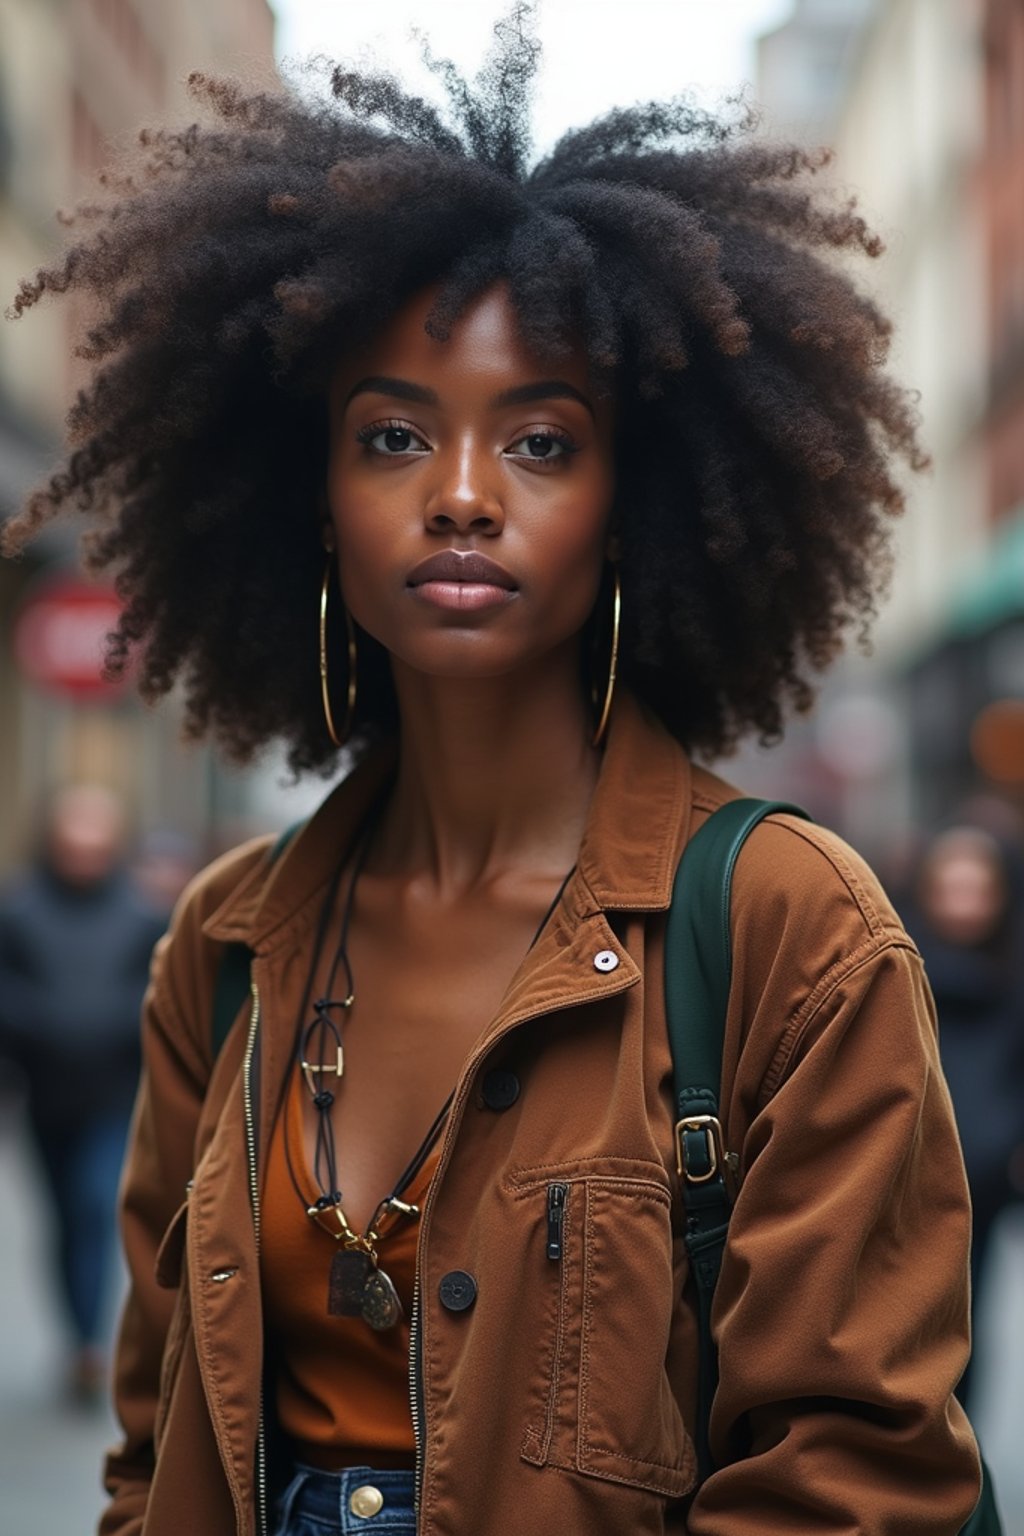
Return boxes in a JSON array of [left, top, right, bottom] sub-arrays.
[[2, 1102, 1023, 1534], [2, 0, 1024, 1533], [0, 1109, 119, 1536]]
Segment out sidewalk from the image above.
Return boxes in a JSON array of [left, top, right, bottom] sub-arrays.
[[1, 1110, 1022, 1534], [0, 1111, 118, 1536]]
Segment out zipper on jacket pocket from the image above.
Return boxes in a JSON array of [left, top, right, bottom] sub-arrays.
[[408, 1284, 423, 1511], [546, 1183, 568, 1261], [244, 982, 268, 1536]]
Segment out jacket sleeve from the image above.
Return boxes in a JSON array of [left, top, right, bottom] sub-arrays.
[[98, 926, 211, 1536], [685, 824, 981, 1534]]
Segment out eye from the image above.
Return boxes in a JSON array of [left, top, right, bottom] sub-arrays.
[[355, 420, 430, 456], [506, 429, 578, 462]]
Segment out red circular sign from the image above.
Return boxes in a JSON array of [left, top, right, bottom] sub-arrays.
[[13, 577, 126, 701]]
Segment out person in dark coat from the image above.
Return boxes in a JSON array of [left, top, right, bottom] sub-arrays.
[[905, 824, 1024, 1410], [0, 784, 167, 1401]]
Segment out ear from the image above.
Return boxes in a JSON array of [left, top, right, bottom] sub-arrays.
[[322, 524, 336, 553], [606, 530, 622, 564]]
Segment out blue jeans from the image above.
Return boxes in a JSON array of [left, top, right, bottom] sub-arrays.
[[273, 1465, 416, 1535], [32, 1111, 130, 1346]]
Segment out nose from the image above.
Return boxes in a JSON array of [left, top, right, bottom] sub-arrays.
[[423, 436, 504, 536]]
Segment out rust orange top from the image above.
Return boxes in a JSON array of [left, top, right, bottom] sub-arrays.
[[261, 1058, 440, 1469]]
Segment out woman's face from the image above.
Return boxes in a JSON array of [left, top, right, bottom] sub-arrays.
[[919, 842, 1007, 949], [325, 282, 616, 685]]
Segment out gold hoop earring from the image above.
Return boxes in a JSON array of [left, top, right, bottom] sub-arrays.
[[591, 567, 621, 749], [320, 558, 357, 749]]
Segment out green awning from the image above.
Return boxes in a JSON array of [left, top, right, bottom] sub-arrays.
[[948, 507, 1024, 638]]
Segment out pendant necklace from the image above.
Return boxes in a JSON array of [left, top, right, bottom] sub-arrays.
[[284, 804, 576, 1329], [283, 808, 420, 1329]]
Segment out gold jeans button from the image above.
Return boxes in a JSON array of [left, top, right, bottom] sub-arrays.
[[349, 1484, 385, 1519]]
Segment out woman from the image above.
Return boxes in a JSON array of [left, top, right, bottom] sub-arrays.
[[906, 826, 1024, 1410], [4, 10, 981, 1534]]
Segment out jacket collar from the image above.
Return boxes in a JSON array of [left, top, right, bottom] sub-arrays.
[[202, 689, 692, 954], [575, 689, 691, 913]]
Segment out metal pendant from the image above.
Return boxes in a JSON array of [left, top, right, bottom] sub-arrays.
[[327, 1248, 373, 1317], [361, 1266, 404, 1331]]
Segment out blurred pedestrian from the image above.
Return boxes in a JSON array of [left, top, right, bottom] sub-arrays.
[[0, 784, 166, 1404], [905, 826, 1024, 1410]]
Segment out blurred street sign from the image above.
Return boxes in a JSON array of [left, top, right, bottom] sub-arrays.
[[13, 576, 126, 701]]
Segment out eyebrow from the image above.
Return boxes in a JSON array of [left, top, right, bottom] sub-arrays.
[[344, 375, 595, 419], [493, 381, 595, 418], [345, 376, 437, 409]]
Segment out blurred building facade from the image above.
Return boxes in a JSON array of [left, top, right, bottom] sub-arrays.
[[754, 0, 1024, 860], [0, 0, 276, 872], [983, 0, 1024, 527], [756, 0, 873, 146]]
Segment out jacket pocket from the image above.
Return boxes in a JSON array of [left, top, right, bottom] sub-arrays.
[[518, 1168, 696, 1499], [155, 1199, 189, 1290], [154, 1285, 191, 1451], [153, 1200, 192, 1449]]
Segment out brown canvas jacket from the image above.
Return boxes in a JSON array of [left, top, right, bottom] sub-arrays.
[[101, 691, 981, 1536]]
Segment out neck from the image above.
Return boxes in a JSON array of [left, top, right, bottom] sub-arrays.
[[374, 643, 602, 894]]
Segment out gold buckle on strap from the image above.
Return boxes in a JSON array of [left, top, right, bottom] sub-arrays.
[[675, 1113, 725, 1183], [301, 1045, 344, 1092]]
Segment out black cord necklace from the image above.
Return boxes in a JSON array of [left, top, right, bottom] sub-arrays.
[[284, 809, 576, 1330]]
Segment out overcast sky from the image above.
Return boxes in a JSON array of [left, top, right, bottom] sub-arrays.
[[268, 1, 795, 150]]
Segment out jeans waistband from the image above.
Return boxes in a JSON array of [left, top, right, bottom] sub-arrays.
[[276, 1464, 416, 1534]]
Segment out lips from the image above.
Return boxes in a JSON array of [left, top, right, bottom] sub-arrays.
[[406, 550, 517, 591]]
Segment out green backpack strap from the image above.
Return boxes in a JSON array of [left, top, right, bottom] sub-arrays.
[[210, 820, 305, 1059], [211, 941, 255, 1060], [665, 797, 808, 1481], [666, 798, 1003, 1535]]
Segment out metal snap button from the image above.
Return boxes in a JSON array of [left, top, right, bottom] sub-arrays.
[[349, 1484, 384, 1518], [481, 1067, 520, 1111], [439, 1270, 478, 1312], [593, 949, 619, 972]]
